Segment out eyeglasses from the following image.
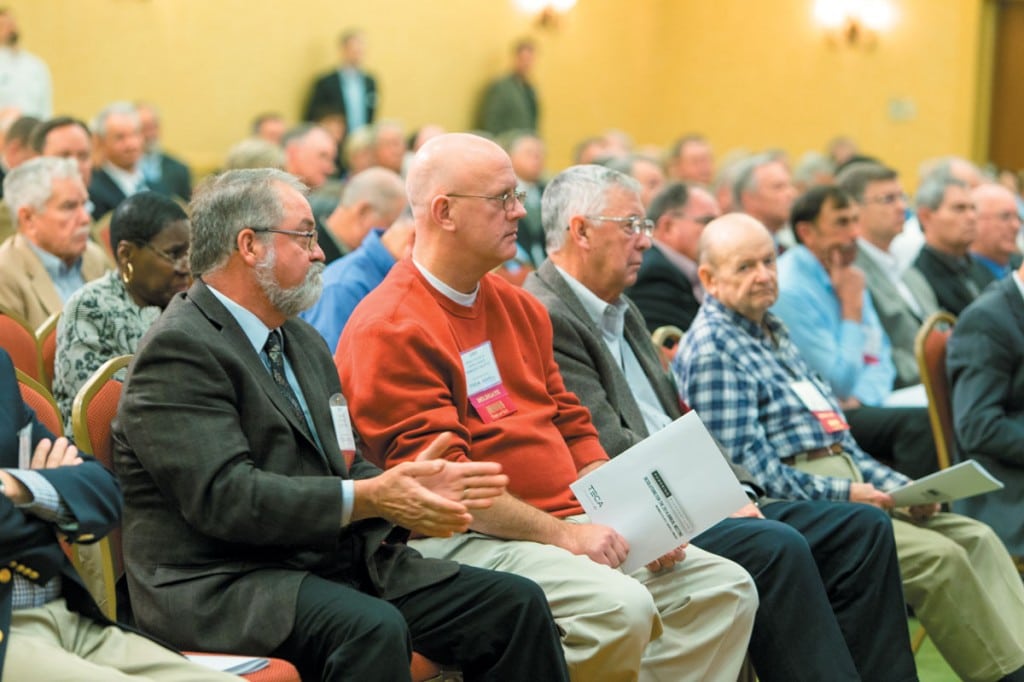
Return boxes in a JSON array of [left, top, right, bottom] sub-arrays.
[[584, 215, 655, 238], [446, 189, 527, 213], [863, 192, 908, 206], [251, 227, 319, 251], [144, 243, 190, 267]]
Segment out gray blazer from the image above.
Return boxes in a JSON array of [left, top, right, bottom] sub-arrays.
[[856, 244, 938, 388], [947, 275, 1024, 555], [524, 260, 760, 489], [112, 280, 456, 653]]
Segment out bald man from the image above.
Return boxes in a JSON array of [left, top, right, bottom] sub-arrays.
[[971, 183, 1023, 282], [337, 133, 757, 682], [675, 213, 1024, 682]]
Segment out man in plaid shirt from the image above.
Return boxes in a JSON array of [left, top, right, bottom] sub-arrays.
[[674, 212, 1024, 682]]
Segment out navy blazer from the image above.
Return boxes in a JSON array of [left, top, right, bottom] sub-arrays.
[[626, 244, 702, 334], [0, 349, 123, 675], [947, 276, 1024, 554]]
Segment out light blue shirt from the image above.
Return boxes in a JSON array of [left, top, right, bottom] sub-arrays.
[[301, 229, 395, 352], [26, 240, 85, 303], [772, 244, 896, 405], [207, 284, 354, 525], [339, 68, 367, 131], [554, 265, 672, 436]]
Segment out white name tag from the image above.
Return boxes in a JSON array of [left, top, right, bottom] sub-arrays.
[[460, 341, 502, 395], [329, 394, 356, 452], [790, 380, 849, 433]]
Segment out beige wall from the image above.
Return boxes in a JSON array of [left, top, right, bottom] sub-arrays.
[[8, 0, 987, 186]]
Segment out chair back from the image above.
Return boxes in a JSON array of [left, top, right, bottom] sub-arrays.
[[36, 311, 60, 389], [915, 311, 957, 470], [70, 353, 132, 616], [15, 368, 62, 436], [1, 308, 42, 382]]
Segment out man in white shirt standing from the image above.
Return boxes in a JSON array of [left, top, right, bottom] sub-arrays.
[[0, 9, 51, 119], [838, 161, 939, 388]]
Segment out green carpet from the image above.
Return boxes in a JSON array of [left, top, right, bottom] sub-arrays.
[[911, 618, 960, 681]]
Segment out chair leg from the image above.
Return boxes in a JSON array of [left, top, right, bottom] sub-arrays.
[[911, 624, 928, 655]]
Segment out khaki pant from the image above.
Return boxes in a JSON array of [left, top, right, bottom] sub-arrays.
[[413, 515, 757, 682], [3, 599, 240, 682], [796, 454, 1024, 682]]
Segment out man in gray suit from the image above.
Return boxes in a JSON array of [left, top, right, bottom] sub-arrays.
[[838, 161, 938, 388], [112, 168, 569, 681], [523, 165, 917, 682]]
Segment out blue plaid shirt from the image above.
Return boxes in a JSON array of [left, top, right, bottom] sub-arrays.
[[8, 470, 68, 609], [673, 296, 910, 501]]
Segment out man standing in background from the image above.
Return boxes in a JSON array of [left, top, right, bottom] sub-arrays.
[[479, 39, 540, 137]]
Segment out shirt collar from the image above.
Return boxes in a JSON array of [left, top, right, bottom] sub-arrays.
[[554, 264, 628, 340], [1013, 270, 1024, 303], [25, 238, 81, 277], [412, 258, 478, 306], [206, 284, 273, 355], [704, 295, 783, 346], [857, 237, 899, 272], [102, 161, 143, 195]]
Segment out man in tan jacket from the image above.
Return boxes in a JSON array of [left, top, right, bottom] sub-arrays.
[[0, 156, 108, 328]]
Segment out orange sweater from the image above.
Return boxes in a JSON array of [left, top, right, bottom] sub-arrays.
[[337, 260, 607, 518]]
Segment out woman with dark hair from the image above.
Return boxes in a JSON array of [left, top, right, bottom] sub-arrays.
[[53, 192, 190, 427]]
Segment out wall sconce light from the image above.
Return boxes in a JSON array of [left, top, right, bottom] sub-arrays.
[[515, 0, 578, 29], [813, 0, 896, 47]]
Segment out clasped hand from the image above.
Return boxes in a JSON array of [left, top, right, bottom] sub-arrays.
[[361, 432, 508, 537]]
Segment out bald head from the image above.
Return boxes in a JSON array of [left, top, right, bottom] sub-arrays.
[[406, 133, 524, 291], [971, 182, 1021, 266], [406, 132, 509, 214], [698, 213, 778, 322], [699, 213, 773, 267]]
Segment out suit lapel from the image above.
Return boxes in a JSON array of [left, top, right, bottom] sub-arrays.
[[622, 299, 682, 419], [190, 282, 334, 472], [281, 321, 347, 476], [13, 235, 63, 316]]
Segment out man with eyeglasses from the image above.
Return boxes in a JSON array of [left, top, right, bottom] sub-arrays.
[[627, 182, 721, 334], [970, 183, 1023, 282], [523, 165, 917, 682], [838, 161, 939, 389], [113, 167, 570, 681], [338, 133, 758, 682], [771, 185, 939, 481], [913, 172, 986, 315]]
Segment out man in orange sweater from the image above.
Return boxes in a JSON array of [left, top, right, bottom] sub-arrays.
[[337, 133, 758, 682]]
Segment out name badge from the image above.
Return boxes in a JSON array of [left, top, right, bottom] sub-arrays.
[[790, 380, 849, 433], [863, 325, 882, 366], [329, 394, 356, 467], [460, 341, 517, 423]]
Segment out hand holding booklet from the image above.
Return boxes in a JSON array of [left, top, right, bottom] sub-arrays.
[[888, 460, 1004, 507], [570, 411, 749, 573]]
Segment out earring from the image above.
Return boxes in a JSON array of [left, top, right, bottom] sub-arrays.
[[121, 262, 134, 285]]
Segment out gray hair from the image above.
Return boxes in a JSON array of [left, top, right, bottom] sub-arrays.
[[224, 138, 286, 170], [4, 157, 80, 224], [541, 164, 640, 253], [792, 152, 835, 188], [92, 101, 139, 138], [343, 125, 374, 167], [340, 166, 405, 215], [731, 152, 776, 209], [189, 168, 307, 276], [281, 123, 320, 150], [915, 171, 967, 211]]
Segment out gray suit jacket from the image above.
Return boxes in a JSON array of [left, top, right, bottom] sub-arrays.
[[947, 275, 1024, 555], [524, 260, 760, 489], [112, 279, 456, 653], [855, 244, 938, 388]]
